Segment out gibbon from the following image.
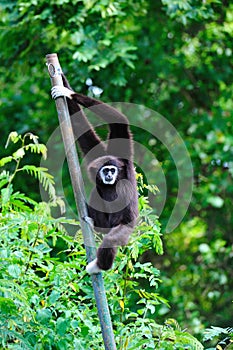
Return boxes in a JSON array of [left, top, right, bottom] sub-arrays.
[[51, 74, 138, 274]]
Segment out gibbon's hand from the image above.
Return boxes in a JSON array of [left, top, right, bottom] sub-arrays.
[[83, 216, 94, 230], [51, 86, 74, 100], [86, 258, 102, 274]]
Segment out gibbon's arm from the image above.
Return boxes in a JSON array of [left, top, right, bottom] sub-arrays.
[[51, 76, 106, 161], [61, 74, 133, 160], [70, 93, 133, 159], [61, 74, 128, 126]]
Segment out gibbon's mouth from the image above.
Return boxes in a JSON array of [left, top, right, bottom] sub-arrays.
[[103, 178, 115, 185]]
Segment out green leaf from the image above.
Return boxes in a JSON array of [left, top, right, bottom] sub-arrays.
[[175, 330, 204, 349], [0, 178, 9, 189], [0, 297, 17, 315], [8, 264, 21, 278], [204, 326, 229, 342], [13, 148, 25, 159], [5, 131, 19, 148], [81, 326, 89, 336], [20, 165, 56, 199], [0, 156, 13, 167], [1, 187, 12, 205], [57, 339, 69, 350], [25, 143, 47, 159], [56, 317, 70, 336], [36, 308, 52, 325], [49, 290, 60, 304]]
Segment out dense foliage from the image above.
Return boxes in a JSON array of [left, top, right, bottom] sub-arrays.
[[0, 0, 233, 348]]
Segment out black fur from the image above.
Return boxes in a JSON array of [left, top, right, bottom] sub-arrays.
[[62, 74, 138, 271]]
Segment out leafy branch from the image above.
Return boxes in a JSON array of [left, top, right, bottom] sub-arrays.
[[1, 132, 56, 201]]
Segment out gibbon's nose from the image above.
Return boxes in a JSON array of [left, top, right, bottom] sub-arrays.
[[106, 173, 113, 181]]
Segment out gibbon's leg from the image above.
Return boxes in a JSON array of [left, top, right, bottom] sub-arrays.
[[101, 224, 134, 247], [86, 224, 134, 274]]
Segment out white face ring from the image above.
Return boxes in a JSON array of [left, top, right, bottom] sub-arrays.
[[99, 165, 118, 185]]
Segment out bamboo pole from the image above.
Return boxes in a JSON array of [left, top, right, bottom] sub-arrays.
[[46, 53, 117, 350]]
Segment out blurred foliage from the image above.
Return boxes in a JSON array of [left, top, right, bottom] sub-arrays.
[[0, 0, 233, 346]]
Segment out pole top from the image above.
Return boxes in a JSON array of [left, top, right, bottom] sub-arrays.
[[46, 53, 58, 58], [46, 53, 62, 78]]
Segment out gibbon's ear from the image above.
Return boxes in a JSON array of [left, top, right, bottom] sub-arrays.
[[87, 164, 99, 183], [87, 157, 105, 183]]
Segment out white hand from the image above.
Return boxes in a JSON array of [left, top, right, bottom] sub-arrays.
[[51, 86, 73, 100]]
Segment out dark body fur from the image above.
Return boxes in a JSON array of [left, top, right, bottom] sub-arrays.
[[62, 74, 138, 271]]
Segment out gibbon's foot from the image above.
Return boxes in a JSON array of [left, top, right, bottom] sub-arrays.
[[86, 258, 102, 274], [51, 86, 73, 100]]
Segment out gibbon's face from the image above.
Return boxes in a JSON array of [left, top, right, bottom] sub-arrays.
[[99, 165, 118, 185]]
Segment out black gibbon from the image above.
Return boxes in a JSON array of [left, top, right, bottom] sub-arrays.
[[51, 74, 138, 274]]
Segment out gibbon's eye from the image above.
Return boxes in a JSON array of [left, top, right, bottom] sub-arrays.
[[103, 168, 109, 175], [102, 166, 116, 175]]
